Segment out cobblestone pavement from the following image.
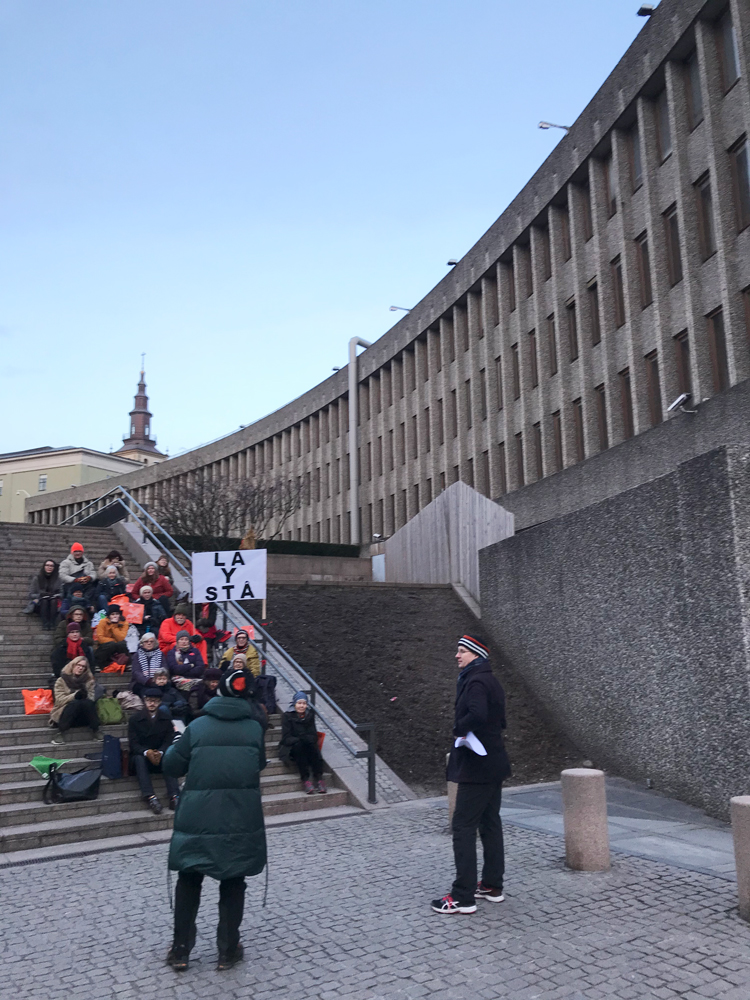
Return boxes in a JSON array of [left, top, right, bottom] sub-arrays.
[[3, 799, 750, 1000]]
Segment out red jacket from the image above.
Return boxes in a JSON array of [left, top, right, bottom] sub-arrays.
[[132, 574, 173, 601], [158, 615, 208, 664]]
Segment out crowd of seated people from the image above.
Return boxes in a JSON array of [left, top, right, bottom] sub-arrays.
[[24, 541, 302, 810]]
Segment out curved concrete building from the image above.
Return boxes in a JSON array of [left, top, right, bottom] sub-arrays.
[[28, 0, 750, 537]]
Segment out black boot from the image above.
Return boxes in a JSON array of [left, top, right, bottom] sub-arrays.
[[217, 943, 244, 971], [166, 946, 189, 971]]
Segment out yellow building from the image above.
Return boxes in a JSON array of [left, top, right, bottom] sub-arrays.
[[0, 447, 142, 523]]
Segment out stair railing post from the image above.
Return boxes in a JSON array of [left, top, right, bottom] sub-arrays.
[[366, 725, 376, 804]]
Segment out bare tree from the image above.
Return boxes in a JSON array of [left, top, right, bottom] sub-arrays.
[[152, 477, 307, 544]]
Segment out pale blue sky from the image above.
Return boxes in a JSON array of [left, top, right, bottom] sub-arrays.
[[0, 1, 646, 457]]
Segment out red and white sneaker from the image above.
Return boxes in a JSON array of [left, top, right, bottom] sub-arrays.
[[430, 894, 477, 914], [475, 881, 504, 902]]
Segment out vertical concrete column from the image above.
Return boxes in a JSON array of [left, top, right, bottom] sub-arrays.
[[561, 768, 610, 871], [730, 796, 750, 921]]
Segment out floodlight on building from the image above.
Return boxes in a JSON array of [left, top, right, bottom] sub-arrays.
[[538, 121, 571, 132], [637, 4, 655, 15], [332, 366, 341, 371], [447, 259, 459, 266], [389, 305, 412, 312]]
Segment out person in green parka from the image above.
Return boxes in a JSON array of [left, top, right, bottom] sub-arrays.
[[162, 666, 268, 972]]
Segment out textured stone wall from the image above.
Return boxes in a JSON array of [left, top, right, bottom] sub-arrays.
[[479, 446, 750, 818]]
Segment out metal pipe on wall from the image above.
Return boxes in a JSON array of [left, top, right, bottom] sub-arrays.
[[347, 336, 372, 546]]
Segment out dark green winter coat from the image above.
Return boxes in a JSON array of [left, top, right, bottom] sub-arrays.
[[162, 697, 267, 880]]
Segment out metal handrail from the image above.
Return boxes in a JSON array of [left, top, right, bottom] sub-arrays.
[[65, 485, 378, 802]]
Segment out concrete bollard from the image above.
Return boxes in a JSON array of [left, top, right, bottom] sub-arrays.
[[561, 768, 610, 872], [446, 753, 457, 827], [730, 796, 750, 921]]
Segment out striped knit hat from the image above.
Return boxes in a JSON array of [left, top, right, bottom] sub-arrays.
[[457, 635, 489, 659]]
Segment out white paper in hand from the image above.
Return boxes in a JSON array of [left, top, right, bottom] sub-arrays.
[[454, 731, 487, 756]]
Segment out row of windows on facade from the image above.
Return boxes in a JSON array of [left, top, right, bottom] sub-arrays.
[[0, 475, 48, 497], [255, 292, 738, 511], [205, 10, 746, 496]]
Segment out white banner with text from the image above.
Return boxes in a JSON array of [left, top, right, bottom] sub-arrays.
[[192, 549, 267, 603]]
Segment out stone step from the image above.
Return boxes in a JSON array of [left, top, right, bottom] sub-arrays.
[[0, 788, 347, 852], [0, 770, 307, 814], [0, 806, 367, 867], [0, 808, 174, 852], [0, 724, 128, 747], [0, 756, 291, 785], [0, 716, 282, 741], [0, 733, 283, 763]]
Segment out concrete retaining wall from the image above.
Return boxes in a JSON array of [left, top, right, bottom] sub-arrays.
[[479, 446, 750, 819], [384, 480, 514, 604]]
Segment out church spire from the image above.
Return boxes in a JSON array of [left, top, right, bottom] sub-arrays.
[[114, 360, 167, 465]]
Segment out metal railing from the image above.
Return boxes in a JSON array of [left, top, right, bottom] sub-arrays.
[[61, 486, 378, 802]]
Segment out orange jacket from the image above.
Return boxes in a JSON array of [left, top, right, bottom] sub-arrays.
[[94, 618, 129, 646], [158, 615, 208, 664]]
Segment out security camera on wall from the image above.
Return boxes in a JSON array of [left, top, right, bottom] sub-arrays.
[[667, 392, 697, 414]]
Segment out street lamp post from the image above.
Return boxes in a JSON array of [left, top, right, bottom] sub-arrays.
[[348, 336, 373, 546]]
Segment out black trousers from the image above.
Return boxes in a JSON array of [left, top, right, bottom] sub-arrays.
[[289, 741, 323, 781], [58, 699, 99, 733], [36, 596, 58, 626], [173, 871, 246, 955], [94, 641, 129, 668], [132, 754, 180, 800], [451, 782, 505, 905]]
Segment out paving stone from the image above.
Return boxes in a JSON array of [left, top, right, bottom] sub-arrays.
[[3, 800, 750, 999]]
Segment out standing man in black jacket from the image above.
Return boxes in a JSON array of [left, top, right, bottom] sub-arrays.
[[432, 635, 511, 915]]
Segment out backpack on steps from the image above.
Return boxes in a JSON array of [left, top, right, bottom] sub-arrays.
[[97, 697, 124, 726], [100, 734, 124, 779]]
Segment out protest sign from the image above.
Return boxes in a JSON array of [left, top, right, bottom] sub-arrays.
[[192, 549, 267, 603]]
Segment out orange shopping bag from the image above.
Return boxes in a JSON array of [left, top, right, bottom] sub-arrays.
[[23, 688, 54, 715], [101, 662, 127, 674], [316, 731, 326, 753], [110, 594, 143, 624]]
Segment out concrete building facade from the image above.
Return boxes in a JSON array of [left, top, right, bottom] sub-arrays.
[[26, 0, 750, 535], [0, 447, 142, 523]]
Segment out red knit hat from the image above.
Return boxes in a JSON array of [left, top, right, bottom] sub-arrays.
[[71, 543, 84, 553]]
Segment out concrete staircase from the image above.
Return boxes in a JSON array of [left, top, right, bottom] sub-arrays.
[[0, 522, 359, 861]]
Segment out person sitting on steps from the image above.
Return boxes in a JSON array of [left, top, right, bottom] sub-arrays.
[[50, 657, 103, 745], [54, 603, 92, 643], [128, 686, 180, 815], [93, 604, 131, 670], [279, 691, 326, 795], [219, 628, 260, 677], [166, 631, 206, 681], [96, 564, 127, 611], [59, 583, 95, 619], [97, 549, 129, 582], [188, 666, 222, 717], [58, 543, 97, 613], [131, 584, 166, 637], [24, 559, 61, 629], [51, 622, 95, 680], [151, 667, 189, 721], [158, 604, 207, 664], [131, 632, 167, 695], [132, 561, 173, 615]]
